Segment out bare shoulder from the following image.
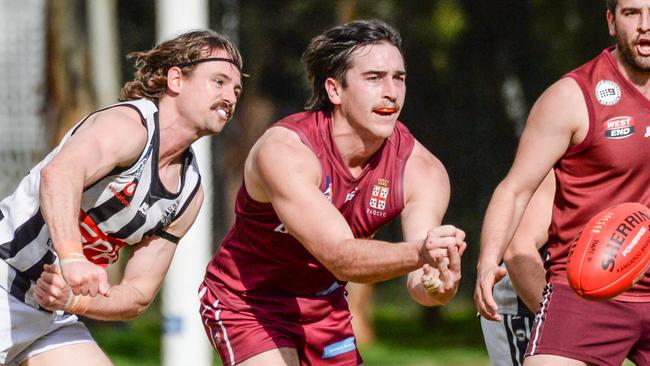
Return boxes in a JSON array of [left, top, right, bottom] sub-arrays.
[[529, 77, 587, 133], [73, 106, 148, 152], [81, 106, 148, 164], [78, 105, 147, 134], [403, 140, 450, 202], [53, 105, 149, 178], [405, 140, 449, 185], [245, 126, 321, 201], [252, 126, 319, 171]]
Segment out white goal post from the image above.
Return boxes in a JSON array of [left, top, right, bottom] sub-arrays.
[[157, 1, 214, 366]]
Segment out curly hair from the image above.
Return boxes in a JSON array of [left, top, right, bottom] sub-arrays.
[[301, 19, 403, 112], [120, 29, 243, 101]]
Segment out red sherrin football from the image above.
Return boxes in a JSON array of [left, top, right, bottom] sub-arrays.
[[567, 202, 650, 301]]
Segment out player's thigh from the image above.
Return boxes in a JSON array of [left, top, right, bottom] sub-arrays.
[[239, 347, 299, 366], [19, 342, 112, 366], [524, 354, 593, 366]]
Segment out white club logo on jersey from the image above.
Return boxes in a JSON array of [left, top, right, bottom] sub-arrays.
[[645, 126, 650, 138], [595, 80, 621, 106], [369, 178, 390, 211], [344, 188, 358, 203]]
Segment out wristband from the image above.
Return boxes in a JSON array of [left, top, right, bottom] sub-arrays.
[[59, 252, 87, 265], [64, 293, 90, 314], [56, 241, 85, 260]]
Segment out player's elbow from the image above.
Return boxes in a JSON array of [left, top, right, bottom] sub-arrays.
[[123, 298, 152, 320], [39, 163, 61, 192], [318, 242, 366, 282], [328, 264, 363, 283], [503, 243, 540, 268], [120, 284, 155, 320]]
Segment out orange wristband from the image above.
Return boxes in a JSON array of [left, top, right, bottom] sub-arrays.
[[64, 293, 90, 315], [59, 252, 88, 265]]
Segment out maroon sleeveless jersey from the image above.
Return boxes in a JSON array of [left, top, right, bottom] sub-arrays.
[[204, 110, 415, 296], [547, 48, 650, 301]]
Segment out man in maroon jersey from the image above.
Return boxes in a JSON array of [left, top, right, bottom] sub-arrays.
[[199, 19, 466, 366], [475, 1, 650, 365]]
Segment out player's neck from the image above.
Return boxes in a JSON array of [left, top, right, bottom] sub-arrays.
[[612, 49, 650, 99], [156, 97, 200, 167], [330, 113, 386, 176]]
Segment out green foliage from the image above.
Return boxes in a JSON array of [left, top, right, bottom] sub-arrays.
[[91, 311, 161, 366]]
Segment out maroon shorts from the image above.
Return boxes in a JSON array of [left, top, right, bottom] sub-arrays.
[[526, 282, 650, 366], [198, 281, 362, 366]]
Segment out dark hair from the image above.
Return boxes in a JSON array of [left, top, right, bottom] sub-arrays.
[[301, 19, 403, 112], [120, 29, 243, 101], [607, 0, 617, 14]]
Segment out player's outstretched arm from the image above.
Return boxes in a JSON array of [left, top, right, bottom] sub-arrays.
[[246, 128, 463, 284], [401, 142, 466, 306], [40, 107, 148, 298], [475, 77, 586, 321], [503, 171, 554, 313], [35, 187, 204, 319]]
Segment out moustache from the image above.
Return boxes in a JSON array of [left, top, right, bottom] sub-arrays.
[[211, 101, 234, 118]]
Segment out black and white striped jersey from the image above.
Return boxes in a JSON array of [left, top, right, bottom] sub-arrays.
[[0, 99, 201, 308]]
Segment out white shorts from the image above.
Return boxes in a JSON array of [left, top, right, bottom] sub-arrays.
[[0, 289, 94, 366], [480, 313, 535, 366]]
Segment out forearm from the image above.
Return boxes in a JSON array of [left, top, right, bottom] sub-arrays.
[[504, 255, 546, 313], [79, 282, 153, 321], [327, 239, 422, 283], [478, 185, 531, 268], [40, 164, 85, 253]]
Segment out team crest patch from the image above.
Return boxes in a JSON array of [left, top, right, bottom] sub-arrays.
[[369, 178, 390, 211], [603, 116, 635, 139], [595, 80, 621, 106]]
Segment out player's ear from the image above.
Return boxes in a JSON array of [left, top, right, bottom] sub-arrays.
[[325, 77, 342, 106], [166, 66, 183, 94], [607, 9, 616, 37]]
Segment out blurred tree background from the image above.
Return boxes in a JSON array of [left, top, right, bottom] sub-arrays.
[[36, 0, 614, 364]]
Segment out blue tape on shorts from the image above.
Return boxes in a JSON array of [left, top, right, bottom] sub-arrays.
[[322, 336, 356, 359]]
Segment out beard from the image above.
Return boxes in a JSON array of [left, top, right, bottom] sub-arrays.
[[615, 26, 650, 73]]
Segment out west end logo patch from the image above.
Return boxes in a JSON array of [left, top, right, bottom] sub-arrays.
[[603, 116, 635, 139], [595, 80, 621, 106], [369, 178, 390, 211]]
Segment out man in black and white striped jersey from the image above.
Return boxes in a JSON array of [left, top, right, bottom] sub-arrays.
[[0, 29, 243, 365]]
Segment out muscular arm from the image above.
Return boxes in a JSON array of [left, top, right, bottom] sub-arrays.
[[401, 142, 465, 306], [475, 77, 587, 320], [40, 107, 148, 296], [503, 172, 554, 313], [245, 127, 461, 284], [35, 187, 204, 320]]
